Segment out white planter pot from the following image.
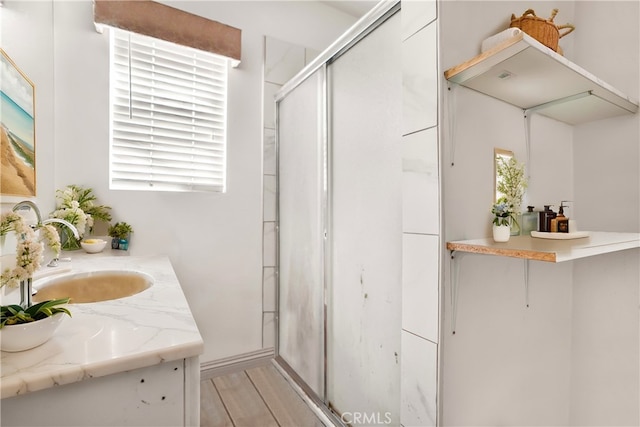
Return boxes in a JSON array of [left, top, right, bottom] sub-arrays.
[[492, 224, 511, 242], [0, 312, 65, 352]]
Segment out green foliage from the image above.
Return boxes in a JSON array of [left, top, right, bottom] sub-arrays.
[[52, 185, 113, 238], [108, 222, 134, 240], [1, 298, 71, 328], [63, 184, 113, 223], [496, 156, 528, 214]]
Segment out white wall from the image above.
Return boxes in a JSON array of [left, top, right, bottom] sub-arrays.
[[572, 1, 639, 231], [570, 2, 640, 425], [440, 2, 576, 425], [4, 0, 356, 364]]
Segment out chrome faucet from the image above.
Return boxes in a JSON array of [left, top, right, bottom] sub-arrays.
[[41, 218, 80, 240], [41, 219, 80, 267], [11, 201, 80, 239], [11, 200, 42, 226], [11, 201, 81, 267]]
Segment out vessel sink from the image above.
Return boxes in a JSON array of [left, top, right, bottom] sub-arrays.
[[33, 270, 153, 304]]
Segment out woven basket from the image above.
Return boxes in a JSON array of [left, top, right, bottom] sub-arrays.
[[510, 8, 574, 52]]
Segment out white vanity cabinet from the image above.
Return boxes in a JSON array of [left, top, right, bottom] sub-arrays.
[[2, 357, 200, 426]]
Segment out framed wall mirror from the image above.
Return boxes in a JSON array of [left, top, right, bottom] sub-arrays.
[[494, 148, 513, 202]]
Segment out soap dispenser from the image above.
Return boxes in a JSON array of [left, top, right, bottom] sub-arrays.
[[556, 201, 570, 233], [550, 214, 559, 232], [522, 206, 538, 236], [539, 205, 556, 232]]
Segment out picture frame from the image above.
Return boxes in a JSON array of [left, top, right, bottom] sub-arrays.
[[1, 48, 36, 197]]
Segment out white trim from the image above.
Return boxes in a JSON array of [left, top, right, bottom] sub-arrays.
[[199, 348, 275, 380]]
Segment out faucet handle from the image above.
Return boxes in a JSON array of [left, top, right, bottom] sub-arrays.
[[47, 257, 71, 268]]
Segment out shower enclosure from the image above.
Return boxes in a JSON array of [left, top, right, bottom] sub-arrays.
[[276, 1, 404, 423]]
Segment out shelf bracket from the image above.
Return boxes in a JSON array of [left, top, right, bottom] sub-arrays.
[[447, 82, 458, 167], [523, 111, 532, 181], [450, 251, 530, 333], [524, 91, 593, 116], [449, 249, 465, 334], [524, 259, 530, 308], [522, 91, 591, 184]]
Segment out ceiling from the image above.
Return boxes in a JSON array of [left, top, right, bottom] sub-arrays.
[[319, 1, 379, 18]]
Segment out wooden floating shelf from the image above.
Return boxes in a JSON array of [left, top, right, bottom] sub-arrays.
[[446, 231, 640, 263], [444, 32, 638, 125]]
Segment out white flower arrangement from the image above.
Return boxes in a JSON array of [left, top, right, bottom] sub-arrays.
[[49, 185, 112, 250], [50, 200, 89, 238], [0, 212, 61, 289]]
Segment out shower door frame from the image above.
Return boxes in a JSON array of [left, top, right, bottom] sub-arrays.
[[274, 0, 401, 421]]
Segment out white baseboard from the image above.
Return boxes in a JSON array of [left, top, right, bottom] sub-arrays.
[[200, 347, 275, 380]]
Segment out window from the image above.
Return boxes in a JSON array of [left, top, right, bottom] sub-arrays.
[[109, 28, 229, 192]]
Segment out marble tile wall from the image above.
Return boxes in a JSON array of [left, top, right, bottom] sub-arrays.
[[400, 1, 439, 426], [262, 36, 319, 349]]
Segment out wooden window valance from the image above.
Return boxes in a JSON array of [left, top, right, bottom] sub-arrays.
[[94, 0, 241, 64]]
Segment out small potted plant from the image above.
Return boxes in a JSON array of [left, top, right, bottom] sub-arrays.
[[491, 197, 514, 242], [108, 222, 133, 250], [1, 299, 71, 352]]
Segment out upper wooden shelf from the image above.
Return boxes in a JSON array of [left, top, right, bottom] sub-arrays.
[[446, 231, 640, 263], [444, 33, 639, 125]]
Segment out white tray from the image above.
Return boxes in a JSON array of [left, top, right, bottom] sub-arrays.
[[531, 231, 589, 240]]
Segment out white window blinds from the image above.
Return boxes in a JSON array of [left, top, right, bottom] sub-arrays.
[[109, 28, 229, 192]]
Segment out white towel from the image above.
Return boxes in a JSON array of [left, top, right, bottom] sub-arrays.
[[481, 28, 522, 53]]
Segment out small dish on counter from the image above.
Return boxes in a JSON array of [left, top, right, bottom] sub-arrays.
[[531, 231, 589, 240], [80, 239, 107, 253]]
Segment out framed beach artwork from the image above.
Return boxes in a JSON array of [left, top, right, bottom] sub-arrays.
[[1, 48, 36, 197]]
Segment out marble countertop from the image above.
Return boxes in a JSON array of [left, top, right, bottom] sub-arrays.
[[0, 252, 204, 398]]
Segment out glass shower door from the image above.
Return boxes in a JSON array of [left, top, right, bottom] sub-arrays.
[[276, 7, 402, 423], [326, 11, 403, 424], [277, 67, 326, 398]]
